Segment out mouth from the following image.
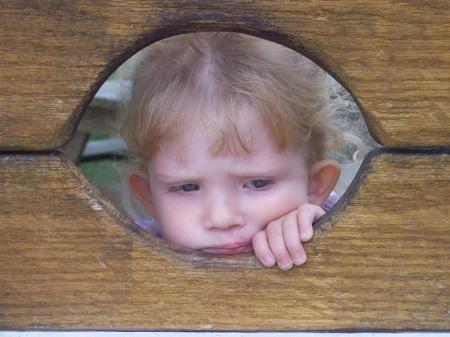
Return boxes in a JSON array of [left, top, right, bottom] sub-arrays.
[[202, 242, 253, 255]]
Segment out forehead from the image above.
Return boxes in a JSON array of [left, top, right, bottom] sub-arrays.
[[162, 105, 268, 156], [148, 115, 307, 175], [146, 97, 310, 175]]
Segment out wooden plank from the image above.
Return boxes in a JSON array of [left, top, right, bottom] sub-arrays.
[[0, 150, 448, 330], [0, 1, 449, 150]]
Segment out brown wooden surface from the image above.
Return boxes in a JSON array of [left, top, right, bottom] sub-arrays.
[[0, 0, 449, 150], [1, 0, 449, 331], [0, 150, 448, 330]]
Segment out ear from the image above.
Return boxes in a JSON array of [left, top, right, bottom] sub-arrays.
[[127, 170, 157, 218], [308, 159, 341, 206]]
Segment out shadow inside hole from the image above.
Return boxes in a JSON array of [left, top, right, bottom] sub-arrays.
[[63, 32, 380, 261], [63, 77, 130, 211]]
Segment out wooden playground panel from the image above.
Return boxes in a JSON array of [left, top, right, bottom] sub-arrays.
[[0, 0, 449, 331]]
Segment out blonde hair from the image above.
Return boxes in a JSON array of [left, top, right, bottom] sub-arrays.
[[117, 32, 375, 222]]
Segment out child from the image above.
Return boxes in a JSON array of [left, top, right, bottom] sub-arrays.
[[118, 32, 369, 270]]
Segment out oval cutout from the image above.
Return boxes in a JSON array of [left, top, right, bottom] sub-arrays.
[[63, 32, 380, 269]]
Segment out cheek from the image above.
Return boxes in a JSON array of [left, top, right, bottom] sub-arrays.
[[244, 184, 310, 225], [152, 194, 203, 248]]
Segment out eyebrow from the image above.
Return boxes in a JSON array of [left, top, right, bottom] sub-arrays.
[[155, 173, 204, 184], [154, 173, 201, 182], [231, 167, 287, 177], [154, 167, 288, 181]]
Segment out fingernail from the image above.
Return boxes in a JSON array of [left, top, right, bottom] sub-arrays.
[[263, 255, 275, 266], [293, 253, 305, 265], [278, 259, 292, 270], [301, 228, 312, 240]]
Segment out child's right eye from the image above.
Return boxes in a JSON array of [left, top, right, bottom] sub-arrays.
[[169, 183, 199, 192], [243, 179, 273, 190]]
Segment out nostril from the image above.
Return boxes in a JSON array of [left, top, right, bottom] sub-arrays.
[[205, 221, 242, 230], [203, 198, 244, 230], [229, 223, 244, 231], [203, 211, 245, 230]]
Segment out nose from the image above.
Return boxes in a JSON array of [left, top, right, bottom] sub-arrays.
[[203, 192, 245, 230]]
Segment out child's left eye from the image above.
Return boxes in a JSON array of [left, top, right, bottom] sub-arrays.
[[244, 179, 272, 189], [168, 183, 199, 193]]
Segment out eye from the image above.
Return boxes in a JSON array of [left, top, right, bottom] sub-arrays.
[[169, 183, 199, 193], [244, 179, 272, 190], [181, 183, 199, 192]]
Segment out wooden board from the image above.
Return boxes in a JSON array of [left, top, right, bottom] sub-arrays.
[[0, 149, 448, 330], [0, 0, 449, 150]]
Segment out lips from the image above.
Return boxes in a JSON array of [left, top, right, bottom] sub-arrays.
[[202, 242, 253, 255]]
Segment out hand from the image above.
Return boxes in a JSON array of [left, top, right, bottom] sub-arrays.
[[252, 204, 325, 270]]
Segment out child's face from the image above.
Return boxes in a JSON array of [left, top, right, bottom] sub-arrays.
[[129, 107, 332, 255]]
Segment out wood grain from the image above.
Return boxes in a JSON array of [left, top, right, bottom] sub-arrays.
[[1, 0, 449, 331], [0, 150, 448, 330], [0, 0, 449, 150]]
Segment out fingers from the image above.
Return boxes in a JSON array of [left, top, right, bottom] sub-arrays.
[[266, 216, 294, 270], [252, 204, 326, 271], [253, 210, 306, 270], [282, 210, 306, 266], [297, 204, 324, 242], [252, 230, 276, 267]]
